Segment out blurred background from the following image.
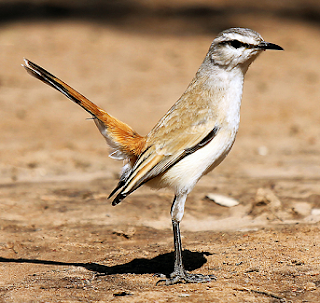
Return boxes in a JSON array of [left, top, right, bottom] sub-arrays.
[[0, 0, 320, 183]]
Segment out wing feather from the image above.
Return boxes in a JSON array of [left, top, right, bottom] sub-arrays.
[[111, 77, 221, 204], [112, 124, 219, 205]]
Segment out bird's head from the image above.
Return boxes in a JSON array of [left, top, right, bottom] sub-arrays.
[[207, 28, 283, 72]]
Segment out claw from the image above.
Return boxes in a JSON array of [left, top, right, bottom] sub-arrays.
[[155, 278, 167, 286]]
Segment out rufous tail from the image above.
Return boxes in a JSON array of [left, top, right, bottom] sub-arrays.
[[23, 59, 146, 162]]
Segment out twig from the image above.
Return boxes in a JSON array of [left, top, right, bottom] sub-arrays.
[[234, 287, 287, 302]]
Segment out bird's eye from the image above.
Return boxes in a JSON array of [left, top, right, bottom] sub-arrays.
[[229, 40, 243, 49]]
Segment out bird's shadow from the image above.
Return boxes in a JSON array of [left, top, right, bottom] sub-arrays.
[[0, 250, 212, 277]]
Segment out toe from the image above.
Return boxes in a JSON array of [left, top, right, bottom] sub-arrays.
[[156, 270, 215, 285]]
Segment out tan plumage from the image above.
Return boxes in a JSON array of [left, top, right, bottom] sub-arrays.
[[23, 28, 282, 284], [23, 59, 219, 203]]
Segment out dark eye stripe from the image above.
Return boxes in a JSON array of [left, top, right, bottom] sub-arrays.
[[220, 40, 253, 49]]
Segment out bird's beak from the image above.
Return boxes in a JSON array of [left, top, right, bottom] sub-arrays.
[[258, 41, 283, 51]]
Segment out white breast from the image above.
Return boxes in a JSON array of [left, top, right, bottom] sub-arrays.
[[160, 127, 237, 194], [148, 65, 245, 195]]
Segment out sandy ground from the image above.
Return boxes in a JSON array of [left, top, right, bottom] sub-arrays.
[[0, 1, 320, 302]]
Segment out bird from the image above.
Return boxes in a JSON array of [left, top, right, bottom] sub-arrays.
[[23, 27, 283, 285]]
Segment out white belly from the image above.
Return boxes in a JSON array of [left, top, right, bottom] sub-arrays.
[[148, 128, 237, 194]]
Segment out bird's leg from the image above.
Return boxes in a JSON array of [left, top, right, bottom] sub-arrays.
[[172, 219, 184, 274], [157, 194, 215, 285]]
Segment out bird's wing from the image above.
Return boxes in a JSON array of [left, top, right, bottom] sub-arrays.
[[111, 99, 220, 205], [22, 59, 146, 162]]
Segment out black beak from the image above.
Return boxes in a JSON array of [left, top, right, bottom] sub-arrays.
[[258, 41, 283, 51]]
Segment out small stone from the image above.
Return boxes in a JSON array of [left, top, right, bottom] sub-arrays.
[[257, 146, 268, 156], [304, 282, 317, 291], [311, 209, 320, 216], [292, 202, 312, 217], [206, 194, 239, 207]]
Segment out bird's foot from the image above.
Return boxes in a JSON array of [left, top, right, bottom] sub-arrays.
[[155, 269, 216, 285]]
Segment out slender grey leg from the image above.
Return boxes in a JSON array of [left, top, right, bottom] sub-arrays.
[[172, 220, 183, 273], [156, 195, 216, 285]]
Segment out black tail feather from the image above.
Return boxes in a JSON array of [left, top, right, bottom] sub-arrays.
[[112, 192, 127, 206], [108, 180, 125, 199]]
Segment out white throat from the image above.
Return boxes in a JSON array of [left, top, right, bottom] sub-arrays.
[[202, 63, 245, 128]]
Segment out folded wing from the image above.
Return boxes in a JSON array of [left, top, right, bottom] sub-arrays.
[[111, 123, 219, 205]]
